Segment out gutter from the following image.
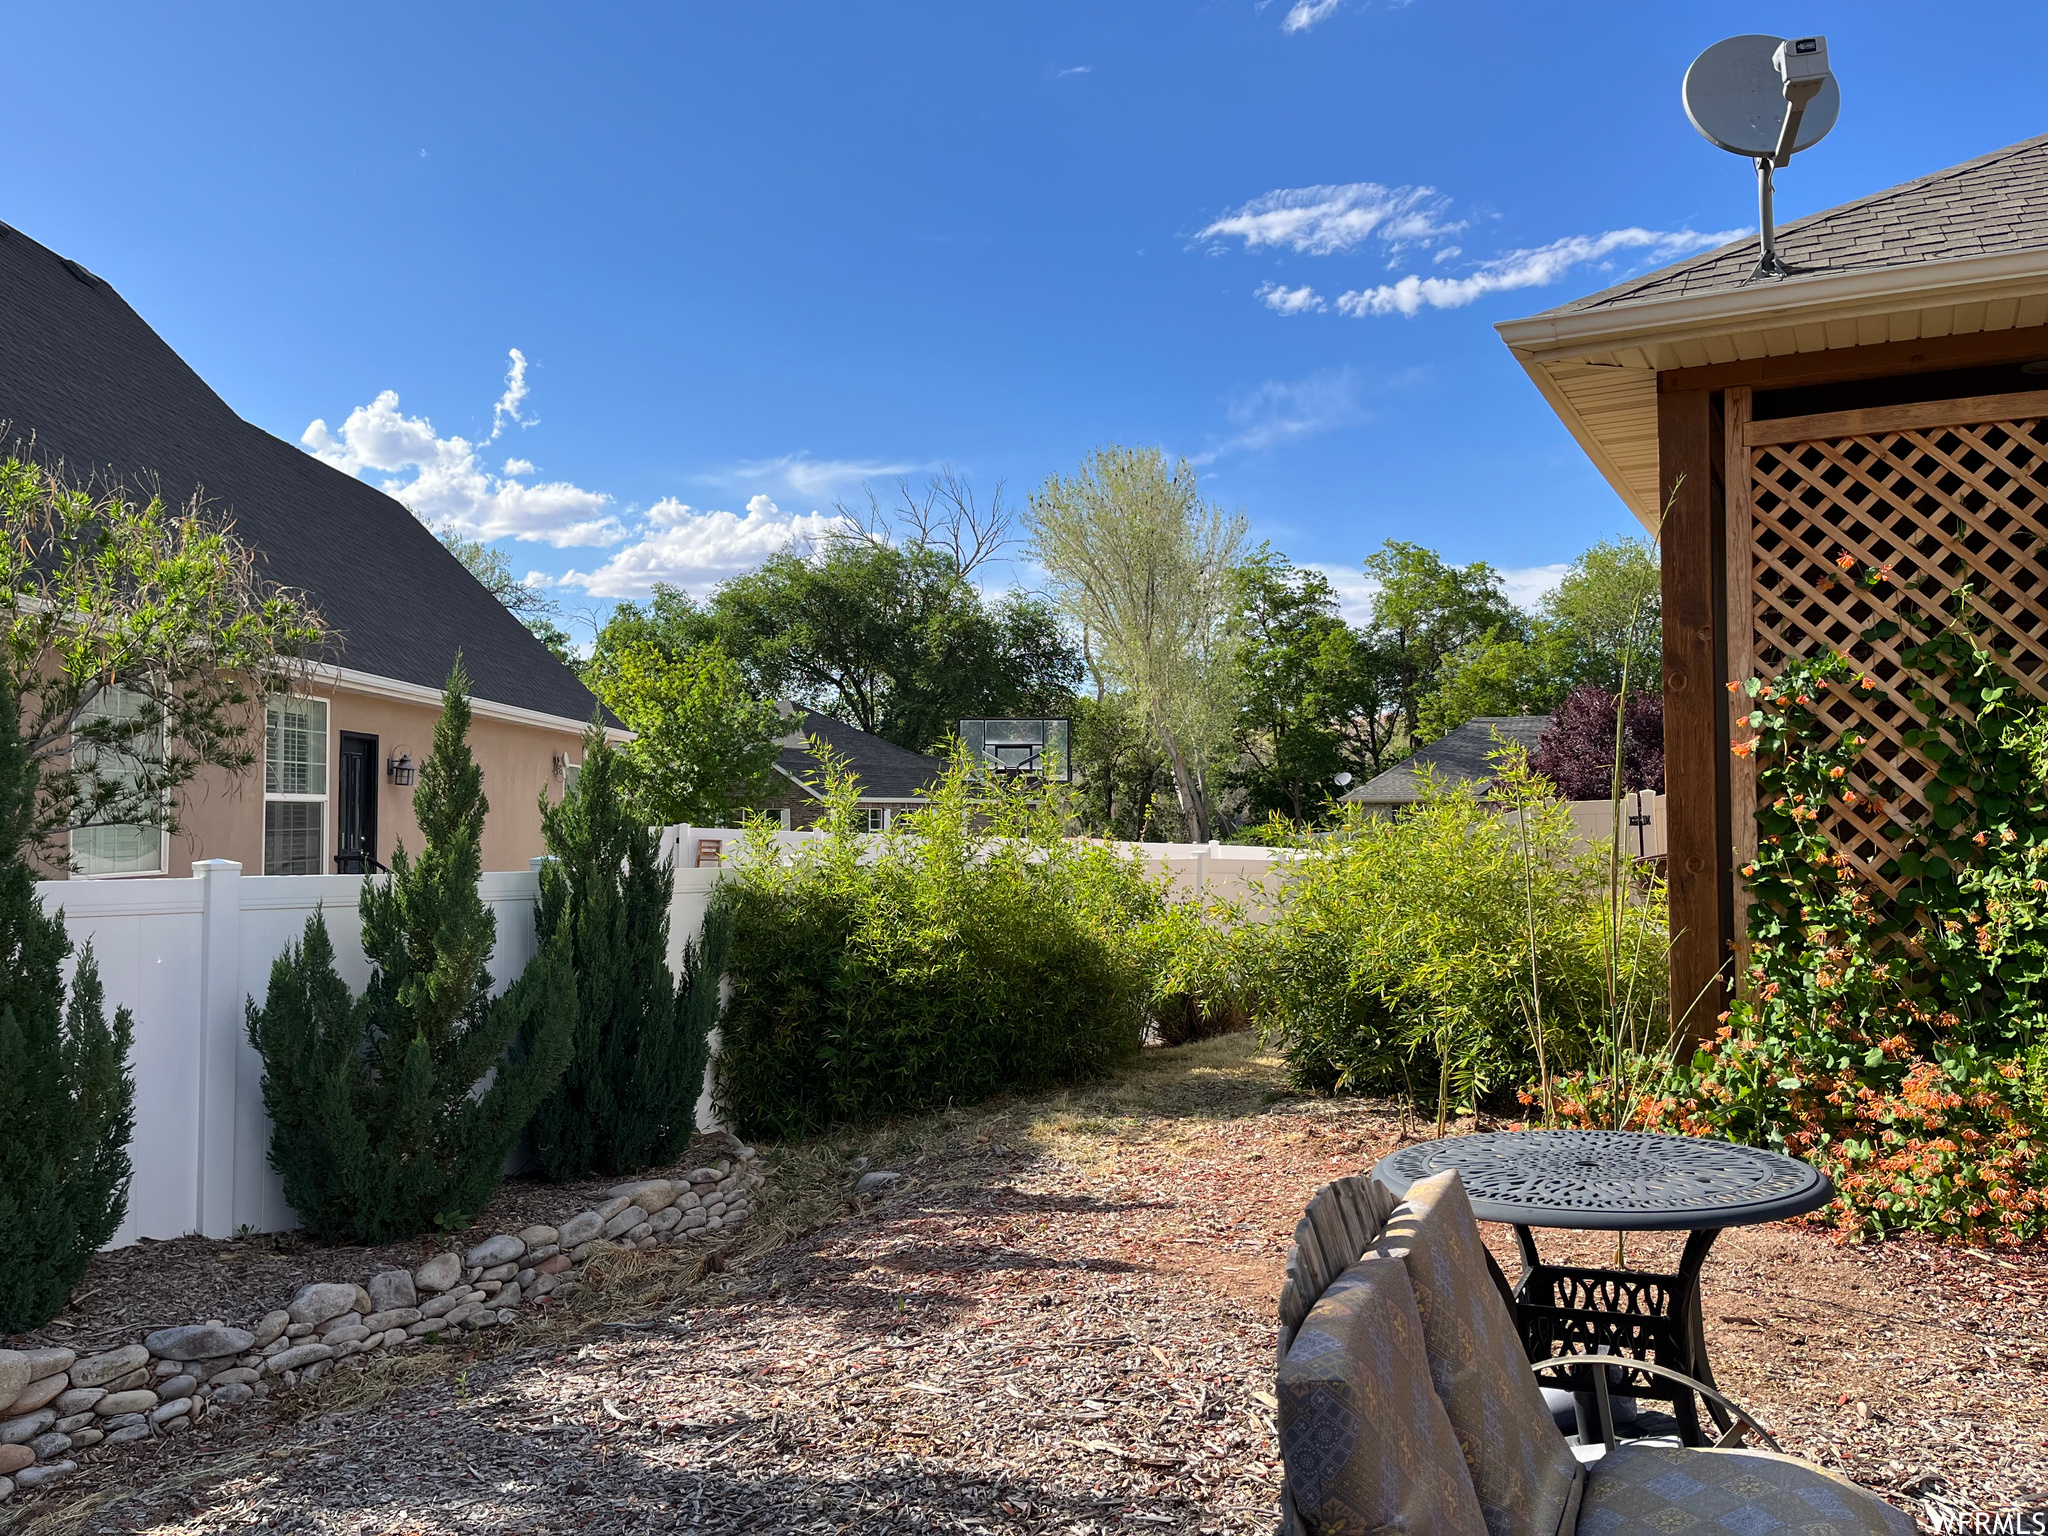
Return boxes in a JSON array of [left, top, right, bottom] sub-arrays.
[[314, 664, 631, 744]]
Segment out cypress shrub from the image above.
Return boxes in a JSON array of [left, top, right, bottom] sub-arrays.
[[0, 684, 135, 1332], [247, 661, 576, 1243], [715, 744, 1156, 1139], [529, 727, 724, 1179]]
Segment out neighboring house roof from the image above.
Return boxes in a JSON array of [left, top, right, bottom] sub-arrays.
[[774, 711, 947, 802], [0, 220, 600, 725], [1341, 716, 1552, 806], [1544, 132, 2048, 316]]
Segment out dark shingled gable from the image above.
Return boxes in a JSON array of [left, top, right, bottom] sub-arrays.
[[0, 220, 600, 723], [1342, 716, 1552, 807], [776, 712, 947, 802], [1541, 131, 2048, 316]]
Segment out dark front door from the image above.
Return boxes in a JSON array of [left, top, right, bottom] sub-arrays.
[[335, 732, 380, 874]]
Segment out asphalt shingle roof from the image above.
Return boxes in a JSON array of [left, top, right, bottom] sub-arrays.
[[0, 221, 600, 722], [776, 712, 947, 802], [1343, 716, 1552, 806], [1543, 132, 2048, 316]]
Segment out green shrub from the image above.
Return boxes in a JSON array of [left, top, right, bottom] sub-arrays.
[[0, 684, 134, 1332], [715, 742, 1158, 1139], [1247, 753, 1665, 1122], [530, 726, 722, 1179], [247, 662, 577, 1243], [1135, 897, 1257, 1046]]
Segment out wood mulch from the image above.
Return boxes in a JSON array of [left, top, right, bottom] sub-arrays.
[[9, 1035, 2046, 1534]]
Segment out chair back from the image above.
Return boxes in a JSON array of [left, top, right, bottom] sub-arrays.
[[1278, 1173, 1397, 1360]]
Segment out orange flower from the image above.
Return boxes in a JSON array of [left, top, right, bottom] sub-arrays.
[[1731, 740, 1754, 758], [1829, 766, 1846, 779], [1834, 551, 1855, 571], [1859, 675, 1876, 690]]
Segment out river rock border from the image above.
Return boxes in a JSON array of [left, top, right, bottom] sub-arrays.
[[0, 1147, 764, 1501]]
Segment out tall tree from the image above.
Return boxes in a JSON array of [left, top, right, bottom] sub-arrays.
[[1071, 694, 1177, 840], [247, 660, 576, 1243], [1412, 536, 1662, 741], [708, 541, 1079, 751], [0, 681, 135, 1332], [1544, 536, 1662, 693], [1028, 446, 1246, 843], [1228, 551, 1397, 824], [435, 526, 578, 665], [530, 725, 724, 1179], [584, 628, 781, 827], [1360, 540, 1523, 746], [0, 458, 323, 864]]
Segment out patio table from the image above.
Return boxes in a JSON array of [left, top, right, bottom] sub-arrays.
[[1370, 1129, 1832, 1447]]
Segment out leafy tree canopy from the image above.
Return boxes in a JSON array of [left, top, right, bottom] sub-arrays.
[[1362, 540, 1523, 745], [0, 458, 324, 865], [1227, 549, 1397, 824]]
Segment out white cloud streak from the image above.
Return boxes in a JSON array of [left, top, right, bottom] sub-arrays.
[[1200, 182, 1463, 257], [725, 453, 929, 499], [1282, 0, 1342, 32], [1334, 226, 1746, 316], [1307, 561, 1571, 626], [487, 348, 531, 441], [1195, 370, 1361, 464], [1256, 281, 1325, 315], [557, 494, 850, 600], [302, 355, 624, 548]]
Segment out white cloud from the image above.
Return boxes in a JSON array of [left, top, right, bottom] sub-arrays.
[[1200, 182, 1462, 257], [1335, 226, 1746, 316], [1306, 563, 1378, 626], [1501, 563, 1571, 609], [725, 453, 928, 499], [1056, 64, 1091, 76], [302, 353, 625, 548], [1195, 370, 1361, 463], [557, 493, 852, 600], [1304, 560, 1569, 627], [1282, 0, 1342, 31], [488, 348, 531, 441], [502, 457, 535, 476], [1256, 281, 1325, 315]]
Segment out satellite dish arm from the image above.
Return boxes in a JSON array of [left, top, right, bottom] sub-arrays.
[[1772, 76, 1823, 167]]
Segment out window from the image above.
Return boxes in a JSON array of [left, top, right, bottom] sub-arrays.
[[563, 761, 581, 795], [265, 698, 329, 875], [864, 806, 892, 833], [71, 685, 165, 877]]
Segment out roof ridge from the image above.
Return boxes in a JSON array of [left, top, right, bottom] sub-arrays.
[[1535, 130, 2048, 316]]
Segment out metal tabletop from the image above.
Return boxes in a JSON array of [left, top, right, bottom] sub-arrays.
[[1370, 1129, 1833, 1232]]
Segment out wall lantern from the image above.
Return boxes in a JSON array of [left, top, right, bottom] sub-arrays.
[[387, 751, 415, 787]]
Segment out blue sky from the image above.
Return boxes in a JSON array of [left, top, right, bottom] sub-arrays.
[[6, 3, 2043, 640]]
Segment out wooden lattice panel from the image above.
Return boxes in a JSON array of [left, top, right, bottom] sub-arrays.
[[1738, 396, 2048, 896]]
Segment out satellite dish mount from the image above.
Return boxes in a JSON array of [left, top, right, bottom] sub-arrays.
[[1682, 35, 1839, 281]]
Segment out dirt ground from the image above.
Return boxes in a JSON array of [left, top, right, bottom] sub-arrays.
[[8, 1034, 2045, 1535]]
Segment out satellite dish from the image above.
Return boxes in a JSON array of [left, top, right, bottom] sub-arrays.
[[1684, 35, 1839, 159], [1682, 35, 1839, 279]]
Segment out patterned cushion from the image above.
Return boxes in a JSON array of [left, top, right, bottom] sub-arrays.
[[1366, 1171, 1583, 1536], [1278, 1252, 1488, 1536], [1580, 1444, 1916, 1536]]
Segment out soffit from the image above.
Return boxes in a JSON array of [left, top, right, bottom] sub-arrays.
[[1498, 250, 2048, 530]]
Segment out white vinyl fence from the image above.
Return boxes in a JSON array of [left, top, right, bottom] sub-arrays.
[[65, 809, 1651, 1251], [52, 860, 550, 1248]]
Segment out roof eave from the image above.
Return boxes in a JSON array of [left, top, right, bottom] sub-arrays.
[[1496, 248, 2048, 527]]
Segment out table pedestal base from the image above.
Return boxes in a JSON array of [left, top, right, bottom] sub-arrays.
[[1509, 1226, 1730, 1448]]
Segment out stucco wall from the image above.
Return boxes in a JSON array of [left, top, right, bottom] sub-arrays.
[[63, 683, 586, 880]]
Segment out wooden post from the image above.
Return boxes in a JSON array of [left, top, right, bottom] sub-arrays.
[[1723, 386, 1757, 987], [1658, 388, 1732, 1037]]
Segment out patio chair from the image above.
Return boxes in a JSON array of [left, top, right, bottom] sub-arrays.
[[1275, 1168, 1912, 1536]]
